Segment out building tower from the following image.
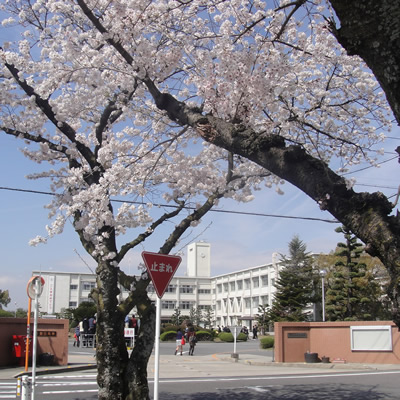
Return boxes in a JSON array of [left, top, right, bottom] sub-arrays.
[[186, 242, 211, 277]]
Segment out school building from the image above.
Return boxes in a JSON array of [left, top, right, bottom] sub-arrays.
[[32, 242, 283, 328]]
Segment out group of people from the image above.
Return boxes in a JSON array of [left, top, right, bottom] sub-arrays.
[[73, 316, 96, 347], [175, 326, 197, 356], [217, 324, 258, 339]]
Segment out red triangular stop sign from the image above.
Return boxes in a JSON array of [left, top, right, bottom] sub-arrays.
[[141, 251, 182, 298]]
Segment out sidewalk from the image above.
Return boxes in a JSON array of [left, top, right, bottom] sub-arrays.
[[2, 349, 399, 381]]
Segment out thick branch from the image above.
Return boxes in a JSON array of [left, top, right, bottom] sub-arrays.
[[3, 60, 97, 167], [328, 0, 400, 124]]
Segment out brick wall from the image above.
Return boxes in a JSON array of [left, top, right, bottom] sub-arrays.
[[274, 321, 400, 364]]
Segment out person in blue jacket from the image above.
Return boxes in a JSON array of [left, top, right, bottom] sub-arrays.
[[175, 329, 184, 356]]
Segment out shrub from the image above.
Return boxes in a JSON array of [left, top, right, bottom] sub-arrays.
[[218, 332, 234, 342], [160, 331, 177, 341], [195, 330, 213, 341], [260, 336, 274, 349], [161, 324, 180, 334], [218, 332, 248, 342]]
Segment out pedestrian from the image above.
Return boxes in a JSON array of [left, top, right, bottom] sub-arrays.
[[187, 328, 197, 356], [175, 328, 184, 356], [131, 314, 137, 330], [73, 324, 80, 347], [82, 317, 89, 334], [88, 316, 96, 334], [252, 325, 258, 339]]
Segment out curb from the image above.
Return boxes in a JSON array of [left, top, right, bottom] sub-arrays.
[[218, 356, 382, 370], [13, 364, 97, 378]]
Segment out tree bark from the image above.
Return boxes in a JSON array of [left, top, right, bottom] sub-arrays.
[[328, 0, 400, 125], [94, 256, 155, 400]]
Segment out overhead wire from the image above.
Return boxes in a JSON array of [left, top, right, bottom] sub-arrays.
[[0, 186, 339, 223]]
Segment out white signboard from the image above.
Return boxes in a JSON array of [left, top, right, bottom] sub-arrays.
[[47, 275, 55, 315], [124, 328, 135, 338]]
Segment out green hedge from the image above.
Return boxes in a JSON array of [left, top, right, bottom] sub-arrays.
[[195, 330, 213, 341], [218, 332, 248, 342], [160, 331, 178, 341], [260, 336, 274, 349]]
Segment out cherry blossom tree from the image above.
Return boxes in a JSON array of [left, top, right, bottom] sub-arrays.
[[0, 0, 399, 399]]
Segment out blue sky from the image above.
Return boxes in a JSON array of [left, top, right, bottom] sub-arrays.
[[1, 130, 399, 311]]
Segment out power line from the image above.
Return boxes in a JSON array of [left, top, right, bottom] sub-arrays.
[[341, 155, 398, 175], [0, 186, 339, 224]]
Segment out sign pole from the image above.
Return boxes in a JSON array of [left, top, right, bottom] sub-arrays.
[[25, 299, 31, 372], [141, 251, 182, 400], [154, 297, 161, 400], [26, 276, 44, 400], [31, 279, 40, 400]]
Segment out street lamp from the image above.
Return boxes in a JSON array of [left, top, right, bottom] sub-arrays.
[[320, 270, 327, 322]]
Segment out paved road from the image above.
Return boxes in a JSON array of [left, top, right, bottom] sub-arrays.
[[2, 339, 400, 399], [3, 369, 400, 399]]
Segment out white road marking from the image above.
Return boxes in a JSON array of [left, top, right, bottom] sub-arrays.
[[149, 369, 400, 383]]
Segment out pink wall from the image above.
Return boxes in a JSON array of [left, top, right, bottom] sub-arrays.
[[0, 318, 69, 367], [275, 321, 400, 364]]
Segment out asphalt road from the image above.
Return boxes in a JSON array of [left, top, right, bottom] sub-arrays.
[[3, 369, 400, 399], [2, 340, 400, 399]]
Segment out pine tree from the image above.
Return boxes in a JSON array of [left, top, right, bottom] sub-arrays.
[[268, 236, 315, 322], [325, 226, 385, 321], [202, 306, 214, 329], [170, 308, 182, 326]]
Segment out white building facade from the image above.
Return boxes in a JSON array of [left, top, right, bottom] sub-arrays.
[[33, 242, 281, 327]]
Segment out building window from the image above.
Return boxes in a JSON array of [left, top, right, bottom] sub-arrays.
[[70, 284, 78, 290], [230, 281, 235, 291], [244, 279, 251, 289], [180, 285, 193, 294], [82, 281, 96, 291], [198, 289, 211, 294], [252, 296, 259, 308], [252, 277, 259, 288], [237, 280, 243, 290], [261, 275, 268, 286], [217, 300, 221, 310], [244, 298, 251, 308], [223, 283, 228, 292], [180, 301, 193, 309], [165, 285, 176, 293], [69, 301, 77, 307], [237, 298, 242, 310], [261, 295, 269, 306], [217, 284, 222, 293], [162, 301, 176, 309]]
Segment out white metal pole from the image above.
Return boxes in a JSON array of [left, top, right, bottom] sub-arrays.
[[233, 327, 237, 354], [154, 297, 161, 400], [322, 276, 326, 322], [31, 279, 40, 400], [21, 375, 30, 400]]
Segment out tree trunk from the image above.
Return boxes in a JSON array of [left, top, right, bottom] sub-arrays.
[[95, 260, 127, 400], [329, 0, 400, 125], [95, 258, 155, 400]]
